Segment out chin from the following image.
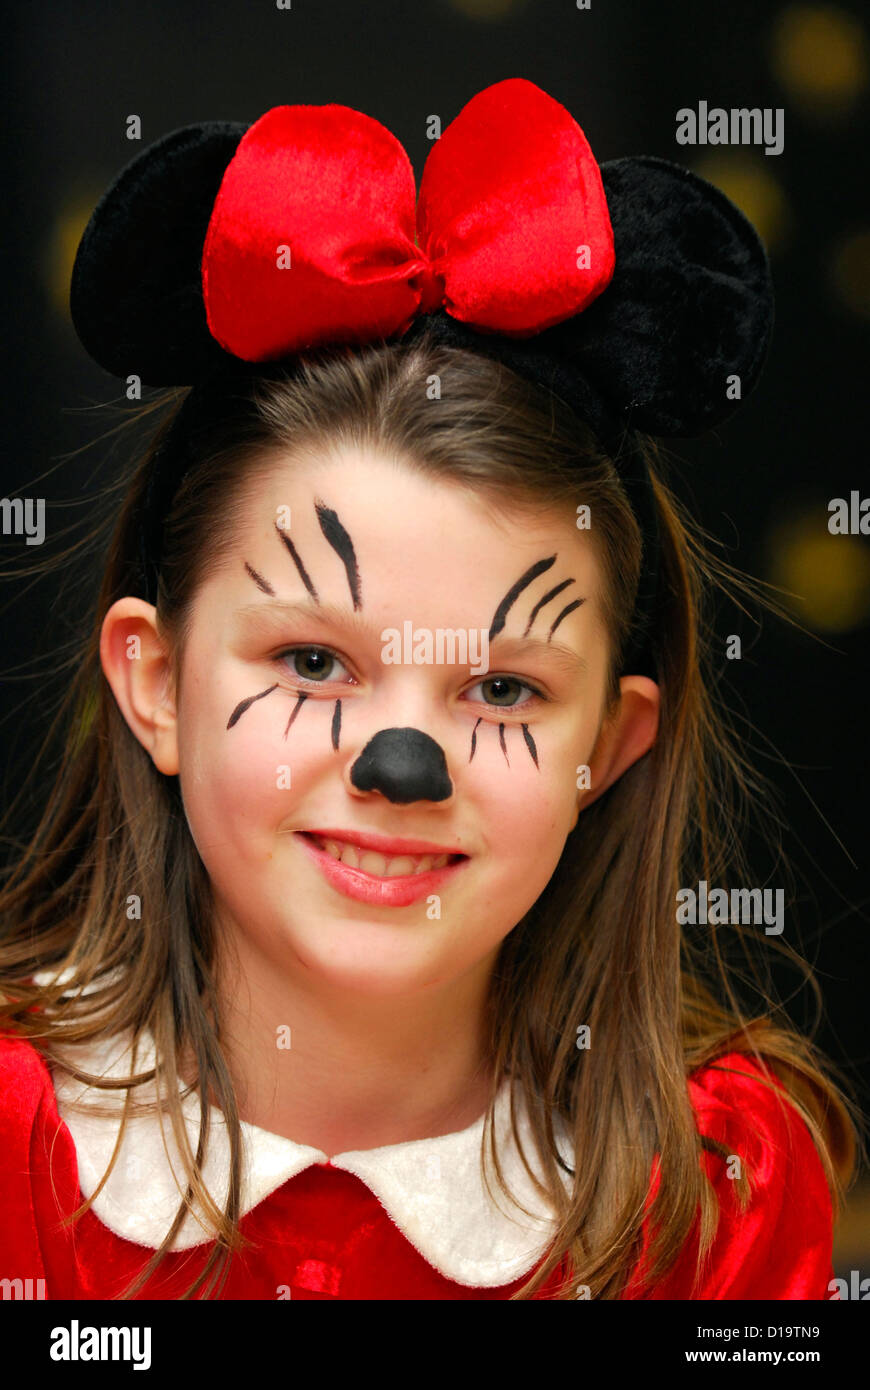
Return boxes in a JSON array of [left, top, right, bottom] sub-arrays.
[[282, 917, 444, 996]]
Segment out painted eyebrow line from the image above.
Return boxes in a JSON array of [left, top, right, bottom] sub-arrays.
[[488, 556, 556, 640], [234, 599, 587, 673]]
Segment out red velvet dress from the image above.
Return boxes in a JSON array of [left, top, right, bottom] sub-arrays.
[[0, 1032, 836, 1300]]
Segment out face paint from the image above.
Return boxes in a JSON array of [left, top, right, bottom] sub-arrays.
[[231, 500, 362, 748], [469, 716, 482, 761], [488, 555, 556, 640], [284, 691, 308, 740], [244, 561, 276, 596], [275, 521, 320, 602], [234, 498, 449, 796], [522, 578, 575, 638], [521, 723, 539, 768], [468, 711, 539, 769], [231, 537, 576, 786], [174, 443, 610, 1005], [489, 556, 586, 644], [314, 498, 362, 610], [227, 682, 278, 730], [350, 727, 453, 804], [547, 599, 584, 638], [465, 556, 583, 768]]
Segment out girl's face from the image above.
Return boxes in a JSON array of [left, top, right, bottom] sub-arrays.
[[107, 444, 657, 996]]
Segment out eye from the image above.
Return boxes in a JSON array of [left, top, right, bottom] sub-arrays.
[[463, 675, 545, 710], [276, 645, 355, 685]]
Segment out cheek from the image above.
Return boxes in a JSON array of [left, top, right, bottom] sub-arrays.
[[466, 706, 598, 914], [465, 717, 584, 853], [176, 687, 333, 859]]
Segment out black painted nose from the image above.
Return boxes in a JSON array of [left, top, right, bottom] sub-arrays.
[[350, 727, 453, 804]]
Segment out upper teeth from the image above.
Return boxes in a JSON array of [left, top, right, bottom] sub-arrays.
[[311, 835, 450, 877]]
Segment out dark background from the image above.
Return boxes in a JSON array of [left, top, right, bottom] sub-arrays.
[[2, 0, 868, 1273]]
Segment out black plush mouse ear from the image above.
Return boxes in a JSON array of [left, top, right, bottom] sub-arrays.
[[411, 154, 774, 442], [69, 121, 250, 386], [565, 154, 775, 437]]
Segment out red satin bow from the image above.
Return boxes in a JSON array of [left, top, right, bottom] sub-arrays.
[[201, 78, 615, 360]]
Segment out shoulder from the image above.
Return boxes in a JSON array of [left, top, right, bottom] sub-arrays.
[[0, 1032, 64, 1287], [639, 1050, 836, 1299], [0, 1030, 75, 1193], [687, 1049, 828, 1183], [0, 1029, 58, 1139], [0, 1030, 88, 1298]]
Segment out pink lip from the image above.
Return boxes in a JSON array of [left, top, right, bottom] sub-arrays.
[[294, 830, 470, 907], [303, 827, 465, 856]]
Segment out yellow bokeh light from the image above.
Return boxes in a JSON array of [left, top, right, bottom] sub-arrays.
[[45, 193, 100, 320], [829, 230, 870, 317], [767, 510, 870, 632], [771, 5, 868, 114], [692, 154, 791, 251]]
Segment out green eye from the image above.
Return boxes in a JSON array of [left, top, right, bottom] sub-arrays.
[[279, 646, 351, 684], [464, 675, 544, 708]]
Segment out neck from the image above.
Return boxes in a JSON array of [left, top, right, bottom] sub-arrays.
[[179, 924, 500, 1158]]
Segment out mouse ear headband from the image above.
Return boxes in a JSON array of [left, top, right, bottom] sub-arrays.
[[69, 77, 774, 676]]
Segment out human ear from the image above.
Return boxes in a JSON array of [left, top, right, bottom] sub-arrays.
[[578, 676, 660, 813], [99, 597, 179, 776]]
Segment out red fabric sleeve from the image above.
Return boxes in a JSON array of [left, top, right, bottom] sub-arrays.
[[623, 1051, 837, 1300], [0, 1033, 81, 1299], [0, 1033, 51, 1293]]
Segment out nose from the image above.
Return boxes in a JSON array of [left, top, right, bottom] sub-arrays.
[[349, 727, 453, 804]]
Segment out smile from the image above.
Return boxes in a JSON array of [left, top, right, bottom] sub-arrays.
[[307, 832, 459, 875], [294, 830, 469, 907]]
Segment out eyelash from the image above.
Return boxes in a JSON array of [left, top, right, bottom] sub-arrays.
[[273, 644, 548, 711]]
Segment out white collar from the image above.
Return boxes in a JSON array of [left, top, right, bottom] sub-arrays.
[[40, 981, 574, 1288]]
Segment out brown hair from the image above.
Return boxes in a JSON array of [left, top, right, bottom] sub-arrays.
[[0, 330, 862, 1298]]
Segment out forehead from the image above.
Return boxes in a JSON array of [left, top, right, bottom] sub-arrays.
[[231, 442, 604, 599]]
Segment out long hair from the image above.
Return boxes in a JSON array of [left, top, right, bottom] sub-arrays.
[[0, 330, 861, 1298]]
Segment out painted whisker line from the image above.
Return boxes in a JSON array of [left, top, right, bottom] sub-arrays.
[[523, 578, 575, 638], [283, 692, 308, 740], [469, 716, 482, 762], [468, 716, 539, 768], [227, 683, 279, 729], [521, 722, 539, 768], [244, 561, 275, 595], [275, 522, 319, 601], [488, 555, 556, 640], [315, 498, 362, 610], [548, 598, 585, 639], [331, 698, 342, 751]]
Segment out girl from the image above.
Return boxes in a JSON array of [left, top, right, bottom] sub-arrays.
[[0, 79, 861, 1300]]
